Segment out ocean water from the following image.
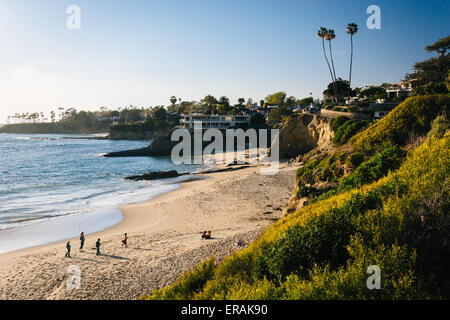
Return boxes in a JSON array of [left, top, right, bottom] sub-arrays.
[[0, 133, 202, 254]]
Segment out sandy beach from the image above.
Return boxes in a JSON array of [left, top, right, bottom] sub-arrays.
[[0, 162, 296, 300]]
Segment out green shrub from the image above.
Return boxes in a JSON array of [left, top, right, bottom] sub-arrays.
[[295, 152, 347, 197], [346, 152, 364, 167], [281, 238, 429, 299], [296, 186, 321, 198], [427, 114, 448, 139], [334, 120, 371, 145], [309, 189, 337, 203], [252, 191, 383, 284], [331, 116, 351, 131], [338, 146, 407, 192]]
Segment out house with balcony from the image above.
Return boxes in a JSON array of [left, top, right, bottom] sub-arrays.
[[385, 79, 417, 98], [179, 113, 251, 129]]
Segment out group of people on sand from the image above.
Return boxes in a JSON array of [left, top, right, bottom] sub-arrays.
[[201, 230, 212, 240], [64, 232, 128, 258]]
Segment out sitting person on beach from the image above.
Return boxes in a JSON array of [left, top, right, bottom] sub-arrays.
[[121, 233, 128, 248], [201, 231, 207, 239], [205, 231, 212, 239], [95, 238, 101, 256], [65, 241, 71, 258]]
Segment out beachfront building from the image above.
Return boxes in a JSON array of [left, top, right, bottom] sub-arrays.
[[385, 79, 417, 99], [179, 113, 251, 129]]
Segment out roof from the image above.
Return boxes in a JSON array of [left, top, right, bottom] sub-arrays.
[[368, 103, 398, 111]]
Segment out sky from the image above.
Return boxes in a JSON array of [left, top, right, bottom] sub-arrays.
[[0, 0, 449, 122]]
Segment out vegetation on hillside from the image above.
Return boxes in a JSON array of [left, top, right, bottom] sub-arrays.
[[350, 94, 450, 154], [331, 116, 371, 145], [142, 131, 449, 299]]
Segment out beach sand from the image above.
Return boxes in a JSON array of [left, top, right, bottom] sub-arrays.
[[0, 163, 296, 300]]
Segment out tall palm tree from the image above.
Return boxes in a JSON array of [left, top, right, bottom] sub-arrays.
[[325, 29, 338, 98], [346, 23, 358, 101], [317, 27, 337, 100]]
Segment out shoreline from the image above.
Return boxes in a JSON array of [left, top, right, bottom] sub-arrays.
[[0, 162, 297, 299]]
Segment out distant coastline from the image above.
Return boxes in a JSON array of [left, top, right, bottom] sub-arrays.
[[0, 123, 107, 135]]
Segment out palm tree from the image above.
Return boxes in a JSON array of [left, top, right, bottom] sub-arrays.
[[346, 23, 358, 101], [317, 27, 337, 99], [325, 29, 338, 98]]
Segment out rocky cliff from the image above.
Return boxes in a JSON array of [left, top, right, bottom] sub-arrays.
[[277, 113, 337, 217], [277, 113, 334, 159]]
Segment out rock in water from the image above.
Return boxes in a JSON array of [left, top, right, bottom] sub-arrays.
[[125, 170, 183, 181], [104, 136, 176, 157]]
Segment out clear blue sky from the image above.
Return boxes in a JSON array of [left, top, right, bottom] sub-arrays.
[[0, 0, 449, 121]]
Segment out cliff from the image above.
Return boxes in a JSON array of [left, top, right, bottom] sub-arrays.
[[276, 113, 334, 159]]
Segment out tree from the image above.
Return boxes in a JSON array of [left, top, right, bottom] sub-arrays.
[[298, 97, 314, 107], [265, 91, 287, 106], [425, 35, 450, 56], [201, 95, 218, 114], [317, 27, 337, 99], [359, 86, 385, 99], [237, 98, 245, 106], [346, 23, 358, 100], [170, 96, 177, 106], [268, 105, 291, 123], [218, 96, 230, 108], [250, 112, 266, 127], [58, 107, 64, 121], [152, 106, 167, 126], [325, 29, 338, 97], [285, 96, 297, 107], [323, 78, 352, 100], [406, 36, 450, 94]]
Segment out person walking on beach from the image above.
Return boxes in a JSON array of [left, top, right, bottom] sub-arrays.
[[95, 238, 101, 256], [65, 241, 71, 258], [121, 233, 128, 248], [80, 232, 85, 250]]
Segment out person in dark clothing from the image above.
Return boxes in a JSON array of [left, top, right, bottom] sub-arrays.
[[121, 233, 128, 248], [65, 241, 71, 258], [80, 232, 85, 250], [95, 238, 101, 256]]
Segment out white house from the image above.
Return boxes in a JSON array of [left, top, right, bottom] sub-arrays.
[[179, 113, 251, 129], [385, 79, 417, 98]]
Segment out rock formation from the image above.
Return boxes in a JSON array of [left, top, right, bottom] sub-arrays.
[[275, 113, 334, 159]]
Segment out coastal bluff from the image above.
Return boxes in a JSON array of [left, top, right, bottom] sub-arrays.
[[276, 113, 334, 159]]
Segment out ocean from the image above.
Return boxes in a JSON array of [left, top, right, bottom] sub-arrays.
[[0, 133, 202, 254]]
